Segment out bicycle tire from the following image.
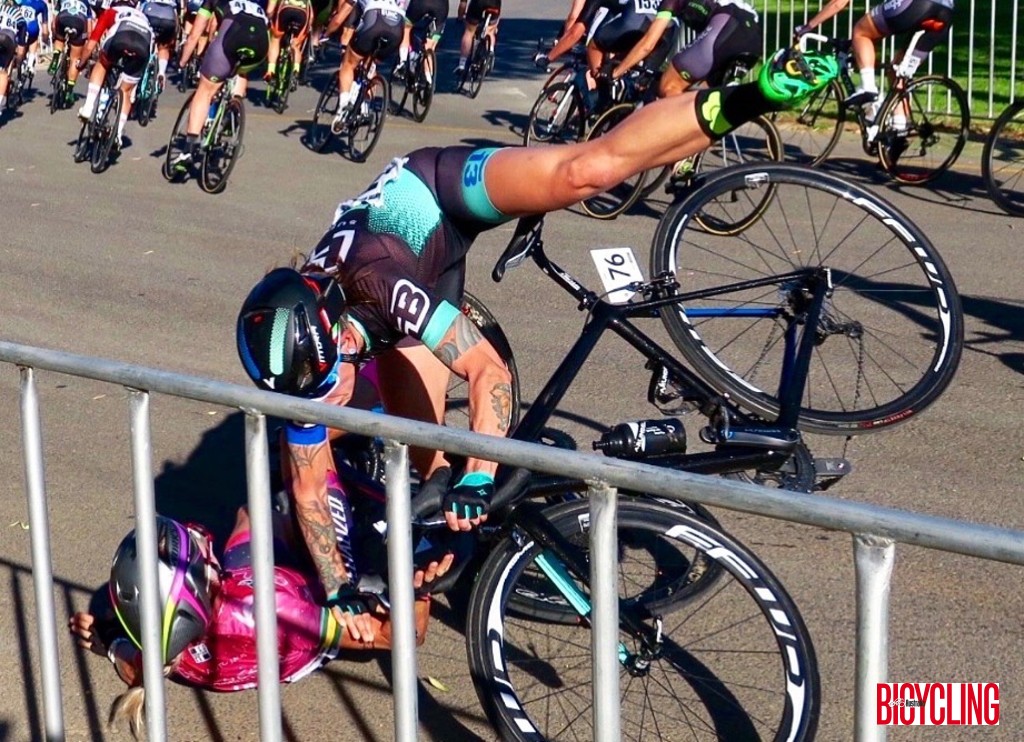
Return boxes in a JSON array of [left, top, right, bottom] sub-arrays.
[[772, 79, 845, 166], [981, 100, 1024, 217], [649, 162, 964, 435], [580, 103, 648, 220], [200, 96, 245, 194], [411, 48, 435, 123], [467, 36, 488, 99], [876, 75, 969, 185], [49, 51, 66, 115], [445, 291, 521, 432], [388, 56, 411, 116], [72, 120, 91, 163], [136, 61, 158, 127], [90, 89, 121, 174], [523, 81, 584, 146], [274, 51, 294, 114], [308, 77, 339, 153], [345, 74, 387, 163], [466, 497, 820, 742], [162, 92, 194, 181], [688, 114, 781, 236]]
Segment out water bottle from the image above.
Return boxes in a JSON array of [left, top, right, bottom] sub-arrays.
[[98, 88, 110, 110], [592, 418, 687, 459], [207, 100, 218, 120]]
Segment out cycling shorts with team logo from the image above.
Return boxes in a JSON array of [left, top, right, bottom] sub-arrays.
[[350, 8, 402, 57], [405, 0, 446, 29], [143, 4, 179, 45], [100, 29, 151, 81], [271, 0, 310, 36], [200, 14, 269, 80], [464, 0, 499, 24], [671, 6, 761, 85], [55, 11, 88, 45], [301, 146, 511, 354], [870, 0, 953, 55]]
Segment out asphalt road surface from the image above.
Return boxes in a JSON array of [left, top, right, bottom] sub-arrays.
[[1, 4, 1023, 740]]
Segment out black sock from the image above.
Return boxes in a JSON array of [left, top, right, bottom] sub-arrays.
[[694, 83, 785, 140]]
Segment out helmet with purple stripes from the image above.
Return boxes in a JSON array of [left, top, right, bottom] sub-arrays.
[[109, 516, 215, 664]]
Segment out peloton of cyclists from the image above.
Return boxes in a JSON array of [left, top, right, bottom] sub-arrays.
[[76, 0, 154, 147]]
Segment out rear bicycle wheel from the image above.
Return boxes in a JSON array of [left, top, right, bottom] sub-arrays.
[[467, 36, 488, 99], [466, 497, 819, 742], [580, 103, 648, 219], [523, 80, 584, 146], [49, 51, 67, 114], [876, 75, 969, 185], [388, 54, 410, 115], [771, 79, 845, 166], [345, 74, 387, 163], [308, 77, 339, 152], [690, 114, 781, 235], [162, 93, 194, 181], [73, 120, 91, 162], [411, 48, 435, 122], [90, 89, 122, 174], [200, 97, 245, 194], [273, 51, 294, 114], [981, 100, 1024, 216], [649, 163, 964, 435]]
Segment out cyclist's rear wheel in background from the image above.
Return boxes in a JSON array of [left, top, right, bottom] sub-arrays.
[[273, 53, 294, 114], [523, 81, 584, 146], [649, 163, 964, 435], [465, 497, 820, 742], [981, 100, 1024, 216], [90, 91, 122, 174], [345, 75, 388, 162], [200, 97, 245, 194], [162, 92, 194, 181], [411, 49, 435, 122], [772, 79, 845, 166], [308, 77, 339, 153], [467, 36, 489, 99], [580, 103, 647, 219], [876, 75, 969, 184], [389, 56, 411, 115]]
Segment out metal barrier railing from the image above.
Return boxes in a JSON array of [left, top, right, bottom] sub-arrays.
[[7, 339, 1024, 742]]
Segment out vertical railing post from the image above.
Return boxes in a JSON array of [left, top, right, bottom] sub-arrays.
[[384, 440, 418, 742], [588, 481, 619, 742], [127, 389, 167, 742], [243, 411, 282, 742], [19, 366, 65, 741], [853, 533, 896, 742]]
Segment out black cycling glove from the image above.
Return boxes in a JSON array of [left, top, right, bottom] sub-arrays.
[[444, 472, 494, 521]]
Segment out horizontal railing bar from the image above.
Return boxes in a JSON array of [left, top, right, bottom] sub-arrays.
[[2, 340, 1023, 566]]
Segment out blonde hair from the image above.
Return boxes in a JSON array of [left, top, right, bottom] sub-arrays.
[[108, 665, 173, 740]]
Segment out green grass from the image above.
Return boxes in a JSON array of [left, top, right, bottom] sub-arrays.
[[759, 2, 1023, 119]]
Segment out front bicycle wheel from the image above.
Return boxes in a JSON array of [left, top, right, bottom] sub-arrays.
[[411, 49, 435, 123], [466, 498, 819, 742], [308, 77, 340, 153], [771, 79, 845, 166], [876, 75, 969, 184], [162, 92, 194, 181], [981, 100, 1024, 217], [650, 163, 964, 435], [580, 103, 648, 220], [90, 90, 122, 174], [345, 74, 387, 163], [523, 81, 584, 146], [445, 292, 521, 431], [200, 97, 245, 194]]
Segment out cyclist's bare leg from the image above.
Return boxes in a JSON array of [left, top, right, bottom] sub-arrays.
[[658, 66, 693, 98], [336, 44, 359, 102], [186, 74, 222, 135], [458, 20, 475, 64], [233, 72, 248, 98], [486, 90, 712, 215]]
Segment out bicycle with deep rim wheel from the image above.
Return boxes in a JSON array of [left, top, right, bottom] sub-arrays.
[[48, 28, 80, 113], [981, 99, 1024, 217], [388, 15, 437, 123], [265, 26, 301, 114], [72, 55, 139, 174], [132, 51, 162, 126], [455, 6, 496, 99], [773, 31, 969, 183], [308, 46, 389, 162]]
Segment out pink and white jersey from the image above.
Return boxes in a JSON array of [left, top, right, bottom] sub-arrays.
[[173, 563, 341, 692]]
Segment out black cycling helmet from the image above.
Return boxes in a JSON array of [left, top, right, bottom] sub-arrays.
[[109, 516, 214, 664], [236, 267, 346, 396]]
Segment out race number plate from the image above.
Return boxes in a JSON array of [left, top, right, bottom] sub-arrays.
[[590, 247, 644, 304]]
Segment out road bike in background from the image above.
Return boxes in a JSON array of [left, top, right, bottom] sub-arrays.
[[388, 16, 438, 122], [981, 100, 1024, 216], [308, 52, 388, 162], [455, 6, 496, 99]]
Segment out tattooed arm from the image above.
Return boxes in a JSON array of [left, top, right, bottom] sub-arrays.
[[433, 310, 513, 478]]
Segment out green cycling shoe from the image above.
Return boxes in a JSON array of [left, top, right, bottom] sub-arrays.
[[758, 48, 839, 104]]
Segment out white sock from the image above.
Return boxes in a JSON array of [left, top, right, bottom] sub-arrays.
[[158, 58, 168, 78], [0, 95, 6, 110], [118, 112, 127, 139], [457, 56, 466, 68], [399, 46, 408, 62], [337, 91, 351, 110], [858, 68, 877, 94], [27, 52, 36, 69], [84, 83, 101, 108]]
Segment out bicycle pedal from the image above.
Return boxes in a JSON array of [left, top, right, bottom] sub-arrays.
[[812, 457, 851, 490]]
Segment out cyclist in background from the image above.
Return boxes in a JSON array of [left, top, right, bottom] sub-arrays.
[[140, 0, 177, 89], [170, 0, 269, 172], [612, 0, 761, 97], [234, 50, 839, 643], [394, 0, 445, 83], [323, 0, 405, 129], [265, 0, 311, 87], [180, 0, 211, 66], [795, 0, 954, 109], [69, 512, 432, 736], [76, 0, 154, 147], [454, 0, 497, 77], [14, 0, 49, 73], [48, 0, 93, 106], [0, 1, 31, 114]]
